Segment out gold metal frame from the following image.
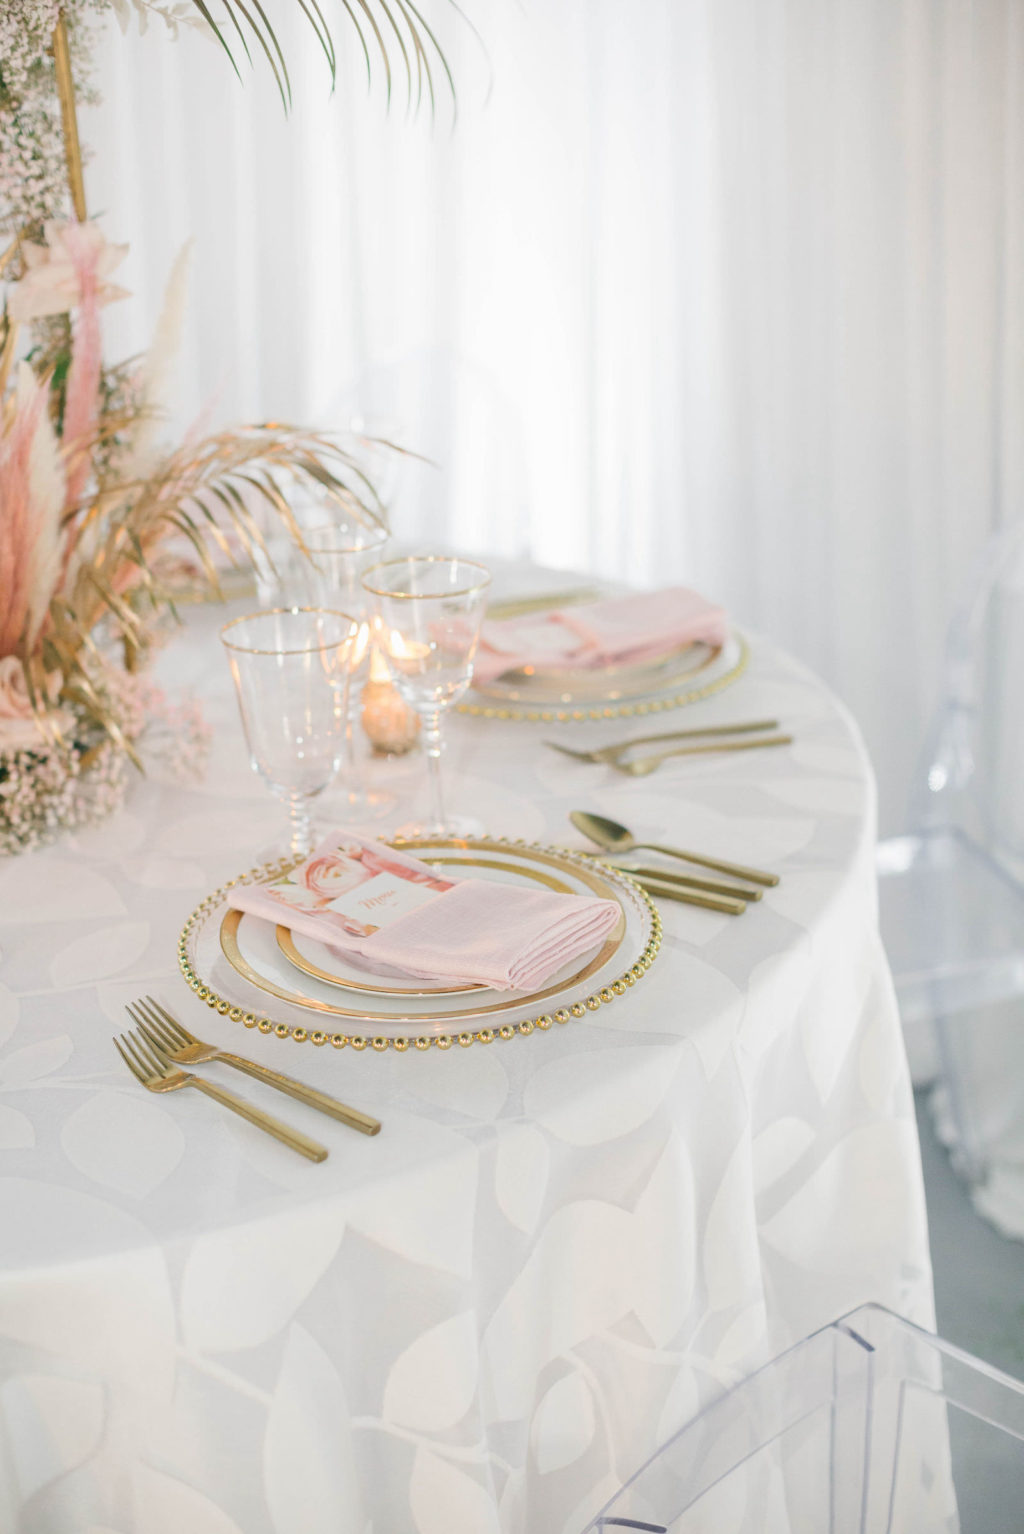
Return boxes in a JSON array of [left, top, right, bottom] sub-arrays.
[[53, 13, 87, 223], [177, 838, 661, 1051], [457, 634, 750, 723]]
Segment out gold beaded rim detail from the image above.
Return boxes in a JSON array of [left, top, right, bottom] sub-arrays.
[[176, 840, 661, 1052], [455, 634, 748, 722]]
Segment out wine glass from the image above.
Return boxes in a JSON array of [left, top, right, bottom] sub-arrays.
[[361, 555, 491, 838], [221, 608, 360, 857], [299, 516, 392, 819]]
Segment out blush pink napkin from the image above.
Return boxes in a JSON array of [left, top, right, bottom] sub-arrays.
[[472, 587, 729, 685], [229, 834, 622, 993]]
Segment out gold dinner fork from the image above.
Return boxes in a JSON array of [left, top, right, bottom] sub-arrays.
[[127, 997, 381, 1137], [113, 1028, 329, 1162]]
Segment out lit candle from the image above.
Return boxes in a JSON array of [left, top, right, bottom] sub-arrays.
[[350, 620, 371, 671], [361, 647, 420, 755], [387, 632, 432, 674]]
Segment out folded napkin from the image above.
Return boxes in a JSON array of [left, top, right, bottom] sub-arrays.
[[473, 586, 728, 685], [230, 833, 622, 993]]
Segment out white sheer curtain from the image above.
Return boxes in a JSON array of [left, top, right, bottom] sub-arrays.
[[82, 0, 1024, 830]]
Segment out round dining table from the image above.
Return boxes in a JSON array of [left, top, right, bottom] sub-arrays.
[[0, 578, 933, 1534]]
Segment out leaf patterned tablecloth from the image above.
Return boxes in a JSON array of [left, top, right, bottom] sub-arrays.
[[0, 602, 933, 1534]]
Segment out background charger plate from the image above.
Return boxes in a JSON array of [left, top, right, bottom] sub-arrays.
[[474, 638, 717, 704], [177, 839, 661, 1049], [457, 632, 748, 722]]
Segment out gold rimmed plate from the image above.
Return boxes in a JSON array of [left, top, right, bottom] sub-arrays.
[[220, 841, 628, 1029], [458, 633, 748, 722], [276, 853, 576, 997], [176, 839, 660, 1045], [476, 638, 719, 705]]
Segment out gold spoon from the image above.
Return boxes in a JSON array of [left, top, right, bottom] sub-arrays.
[[570, 809, 779, 888]]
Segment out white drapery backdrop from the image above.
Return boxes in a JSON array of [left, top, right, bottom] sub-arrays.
[[82, 0, 1024, 831]]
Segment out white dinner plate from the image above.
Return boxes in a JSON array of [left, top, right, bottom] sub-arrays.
[[473, 637, 719, 705], [458, 633, 748, 722], [275, 847, 585, 997]]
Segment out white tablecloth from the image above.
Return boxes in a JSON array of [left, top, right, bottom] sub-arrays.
[[0, 604, 933, 1534]]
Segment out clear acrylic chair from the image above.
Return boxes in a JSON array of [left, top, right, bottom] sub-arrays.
[[876, 518, 1024, 1206], [582, 1303, 1024, 1534]]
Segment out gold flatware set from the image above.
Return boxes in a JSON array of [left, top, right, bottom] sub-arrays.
[[551, 716, 789, 911], [115, 697, 784, 1135], [114, 995, 380, 1161], [569, 810, 781, 917]]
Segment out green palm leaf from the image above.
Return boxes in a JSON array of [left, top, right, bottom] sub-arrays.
[[189, 0, 464, 112]]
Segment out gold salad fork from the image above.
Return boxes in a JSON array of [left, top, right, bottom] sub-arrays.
[[114, 1027, 329, 1162], [127, 997, 381, 1137]]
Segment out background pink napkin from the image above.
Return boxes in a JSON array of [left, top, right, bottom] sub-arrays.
[[473, 587, 729, 684], [230, 835, 622, 992]]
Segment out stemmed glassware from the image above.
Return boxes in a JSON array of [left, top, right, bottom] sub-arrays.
[[361, 555, 491, 838], [221, 608, 360, 857], [299, 516, 391, 818]]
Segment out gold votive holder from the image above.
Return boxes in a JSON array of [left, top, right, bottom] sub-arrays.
[[361, 649, 420, 756]]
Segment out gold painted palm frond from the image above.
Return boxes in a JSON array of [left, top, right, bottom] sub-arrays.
[[66, 421, 390, 625], [32, 422, 399, 758], [192, 0, 483, 115]]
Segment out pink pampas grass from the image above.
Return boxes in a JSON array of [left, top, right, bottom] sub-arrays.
[[0, 364, 65, 658], [61, 221, 103, 515]]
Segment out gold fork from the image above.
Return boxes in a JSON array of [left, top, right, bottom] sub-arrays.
[[610, 733, 793, 778], [544, 719, 780, 767], [127, 997, 381, 1137], [113, 1028, 329, 1162]]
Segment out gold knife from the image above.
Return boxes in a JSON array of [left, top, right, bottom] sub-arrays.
[[619, 864, 762, 901], [634, 877, 746, 915]]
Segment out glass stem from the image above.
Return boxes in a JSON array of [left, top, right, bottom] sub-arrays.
[[343, 674, 363, 795], [421, 708, 447, 835], [286, 792, 313, 858]]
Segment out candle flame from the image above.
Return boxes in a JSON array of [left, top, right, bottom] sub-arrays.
[[389, 632, 431, 662]]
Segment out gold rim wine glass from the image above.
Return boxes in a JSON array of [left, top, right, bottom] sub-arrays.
[[361, 556, 491, 837], [301, 517, 392, 820], [221, 607, 360, 857]]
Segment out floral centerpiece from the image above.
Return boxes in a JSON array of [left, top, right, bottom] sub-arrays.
[[0, 4, 408, 854]]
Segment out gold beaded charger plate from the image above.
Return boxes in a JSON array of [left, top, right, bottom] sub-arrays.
[[475, 637, 718, 703], [178, 839, 661, 1050], [457, 632, 748, 723]]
